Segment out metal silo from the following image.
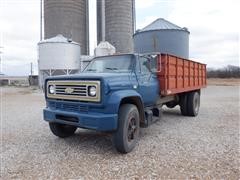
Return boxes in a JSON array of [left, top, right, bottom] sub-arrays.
[[97, 0, 135, 53], [38, 35, 81, 87], [44, 0, 89, 55], [134, 18, 190, 59]]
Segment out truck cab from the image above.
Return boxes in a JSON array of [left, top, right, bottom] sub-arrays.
[[44, 53, 203, 153]]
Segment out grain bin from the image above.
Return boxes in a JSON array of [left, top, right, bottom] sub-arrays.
[[44, 0, 89, 55], [134, 18, 189, 59], [97, 0, 135, 53], [95, 41, 116, 56], [38, 35, 81, 87]]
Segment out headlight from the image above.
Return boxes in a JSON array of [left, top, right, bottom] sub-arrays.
[[88, 86, 96, 97], [49, 85, 55, 94]]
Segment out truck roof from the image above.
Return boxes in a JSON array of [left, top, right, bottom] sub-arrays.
[[93, 53, 206, 65]]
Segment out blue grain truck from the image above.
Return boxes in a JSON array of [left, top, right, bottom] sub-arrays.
[[43, 53, 206, 153]]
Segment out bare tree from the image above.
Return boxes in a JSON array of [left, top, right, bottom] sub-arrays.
[[207, 65, 240, 78]]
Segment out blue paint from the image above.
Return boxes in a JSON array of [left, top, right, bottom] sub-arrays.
[[43, 54, 160, 131]]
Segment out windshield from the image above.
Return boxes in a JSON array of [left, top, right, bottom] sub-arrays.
[[84, 55, 134, 73]]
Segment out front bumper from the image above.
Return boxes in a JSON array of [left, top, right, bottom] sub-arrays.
[[43, 108, 118, 131]]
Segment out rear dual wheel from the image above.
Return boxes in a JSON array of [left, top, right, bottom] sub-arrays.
[[180, 93, 188, 116], [180, 91, 200, 116], [187, 91, 200, 116]]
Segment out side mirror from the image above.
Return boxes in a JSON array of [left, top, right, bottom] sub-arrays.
[[150, 55, 157, 59]]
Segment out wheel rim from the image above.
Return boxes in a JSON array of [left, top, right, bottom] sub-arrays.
[[127, 117, 137, 142], [194, 93, 200, 113]]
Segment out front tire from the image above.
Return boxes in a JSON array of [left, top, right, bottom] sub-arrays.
[[49, 122, 77, 138], [113, 104, 140, 153]]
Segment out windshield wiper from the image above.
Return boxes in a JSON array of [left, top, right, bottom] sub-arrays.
[[105, 67, 118, 71]]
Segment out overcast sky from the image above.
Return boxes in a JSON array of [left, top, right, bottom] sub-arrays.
[[0, 0, 239, 76]]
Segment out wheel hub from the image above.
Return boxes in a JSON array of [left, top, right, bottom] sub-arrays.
[[194, 94, 200, 113], [128, 118, 137, 142]]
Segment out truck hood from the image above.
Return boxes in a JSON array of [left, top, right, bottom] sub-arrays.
[[46, 72, 135, 91]]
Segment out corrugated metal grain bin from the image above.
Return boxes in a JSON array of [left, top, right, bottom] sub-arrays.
[[134, 18, 189, 59], [38, 35, 81, 87], [156, 54, 206, 96]]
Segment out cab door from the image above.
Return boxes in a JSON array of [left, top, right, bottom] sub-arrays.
[[136, 56, 159, 106]]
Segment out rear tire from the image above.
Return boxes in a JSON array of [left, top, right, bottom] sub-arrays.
[[113, 104, 140, 153], [187, 91, 200, 116], [49, 122, 77, 138], [180, 94, 188, 116]]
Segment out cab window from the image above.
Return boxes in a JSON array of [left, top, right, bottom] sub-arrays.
[[139, 56, 151, 74]]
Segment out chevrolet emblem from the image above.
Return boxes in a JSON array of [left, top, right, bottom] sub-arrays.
[[65, 87, 74, 94]]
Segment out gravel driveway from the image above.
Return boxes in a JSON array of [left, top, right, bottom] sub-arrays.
[[1, 86, 239, 179]]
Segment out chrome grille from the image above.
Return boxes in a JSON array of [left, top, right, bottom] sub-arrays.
[[55, 85, 87, 96], [47, 80, 101, 102]]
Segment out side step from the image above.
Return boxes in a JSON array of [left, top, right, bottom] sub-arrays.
[[141, 107, 162, 128]]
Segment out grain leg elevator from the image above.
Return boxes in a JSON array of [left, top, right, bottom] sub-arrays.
[[44, 0, 89, 55], [97, 0, 135, 53]]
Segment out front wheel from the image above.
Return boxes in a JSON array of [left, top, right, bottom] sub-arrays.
[[113, 104, 140, 153], [49, 122, 77, 138]]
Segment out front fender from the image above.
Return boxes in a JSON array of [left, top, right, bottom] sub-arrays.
[[105, 90, 143, 114]]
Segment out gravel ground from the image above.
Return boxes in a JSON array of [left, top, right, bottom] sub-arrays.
[[1, 86, 239, 179]]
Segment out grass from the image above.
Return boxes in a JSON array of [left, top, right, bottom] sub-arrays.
[[207, 78, 240, 86]]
